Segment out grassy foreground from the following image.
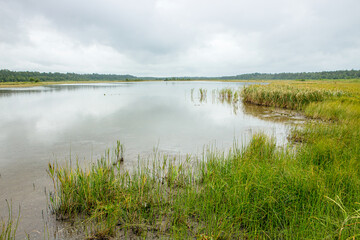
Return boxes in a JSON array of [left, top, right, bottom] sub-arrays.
[[47, 80, 360, 239]]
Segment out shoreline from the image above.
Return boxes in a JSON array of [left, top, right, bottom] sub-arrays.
[[1, 78, 359, 89]]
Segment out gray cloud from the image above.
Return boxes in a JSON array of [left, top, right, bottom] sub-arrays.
[[0, 0, 359, 76]]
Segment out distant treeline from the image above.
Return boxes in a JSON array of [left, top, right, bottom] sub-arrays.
[[0, 69, 137, 82], [218, 70, 360, 80], [1, 69, 360, 82]]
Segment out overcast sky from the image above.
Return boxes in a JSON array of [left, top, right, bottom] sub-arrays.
[[0, 0, 359, 77]]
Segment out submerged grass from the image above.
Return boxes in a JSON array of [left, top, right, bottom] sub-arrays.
[[199, 88, 207, 102], [218, 88, 241, 104], [48, 80, 360, 239]]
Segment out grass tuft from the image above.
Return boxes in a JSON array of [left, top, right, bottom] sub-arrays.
[[0, 200, 20, 240]]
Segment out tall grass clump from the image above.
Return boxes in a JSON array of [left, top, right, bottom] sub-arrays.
[[242, 84, 346, 110], [48, 142, 199, 238], [0, 201, 19, 240], [218, 88, 232, 103], [217, 88, 241, 104], [199, 88, 207, 102]]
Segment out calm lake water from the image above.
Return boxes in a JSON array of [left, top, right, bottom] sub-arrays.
[[0, 81, 301, 239]]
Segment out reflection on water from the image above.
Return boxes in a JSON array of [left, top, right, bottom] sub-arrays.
[[0, 81, 300, 239], [242, 103, 306, 124], [191, 87, 306, 124]]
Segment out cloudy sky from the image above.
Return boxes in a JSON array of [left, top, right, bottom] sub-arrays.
[[0, 0, 359, 77]]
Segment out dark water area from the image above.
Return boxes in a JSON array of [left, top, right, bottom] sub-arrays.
[[0, 81, 303, 239]]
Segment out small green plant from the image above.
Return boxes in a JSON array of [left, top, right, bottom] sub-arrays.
[[0, 200, 20, 240]]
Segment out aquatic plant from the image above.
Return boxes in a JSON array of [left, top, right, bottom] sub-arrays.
[[0, 201, 19, 240], [199, 88, 207, 102], [218, 88, 233, 103]]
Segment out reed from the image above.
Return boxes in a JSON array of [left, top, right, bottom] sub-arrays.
[[217, 88, 241, 104], [218, 88, 233, 103], [199, 88, 207, 102], [0, 201, 19, 240]]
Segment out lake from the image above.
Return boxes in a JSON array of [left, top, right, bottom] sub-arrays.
[[0, 81, 300, 239]]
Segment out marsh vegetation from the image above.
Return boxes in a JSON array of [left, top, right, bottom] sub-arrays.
[[44, 80, 360, 239], [1, 79, 359, 239]]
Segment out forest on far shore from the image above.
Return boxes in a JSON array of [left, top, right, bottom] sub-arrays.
[[1, 69, 360, 82]]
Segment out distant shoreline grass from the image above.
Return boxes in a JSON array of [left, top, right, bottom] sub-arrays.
[[45, 80, 360, 239]]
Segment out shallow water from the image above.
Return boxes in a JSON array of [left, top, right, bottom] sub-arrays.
[[0, 81, 301, 239]]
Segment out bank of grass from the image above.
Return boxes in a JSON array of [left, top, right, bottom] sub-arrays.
[[242, 84, 347, 110], [48, 80, 360, 239], [304, 98, 360, 121], [241, 79, 360, 121]]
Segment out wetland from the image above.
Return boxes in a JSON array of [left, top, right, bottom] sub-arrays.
[[1, 79, 359, 239]]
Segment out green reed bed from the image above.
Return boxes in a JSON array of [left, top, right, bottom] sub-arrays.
[[242, 84, 346, 110]]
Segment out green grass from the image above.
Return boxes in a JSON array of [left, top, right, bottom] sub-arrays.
[[47, 80, 360, 239], [304, 98, 360, 121], [217, 88, 241, 104], [48, 134, 360, 238], [242, 84, 347, 110], [199, 88, 207, 102]]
